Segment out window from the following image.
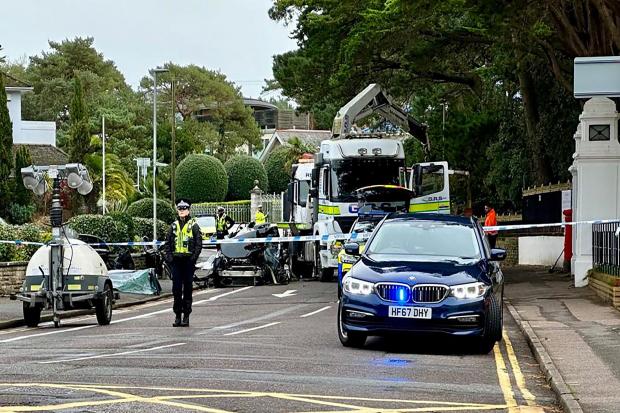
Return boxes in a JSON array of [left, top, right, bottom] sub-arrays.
[[366, 221, 480, 259], [297, 181, 309, 207], [419, 164, 445, 196], [589, 124, 610, 141]]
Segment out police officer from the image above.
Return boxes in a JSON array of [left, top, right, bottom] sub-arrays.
[[215, 206, 235, 239], [164, 199, 202, 327], [254, 205, 267, 225]]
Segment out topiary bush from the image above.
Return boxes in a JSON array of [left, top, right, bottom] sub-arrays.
[[68, 214, 128, 243], [108, 211, 136, 240], [265, 147, 292, 193], [133, 217, 169, 241], [224, 155, 268, 200], [127, 198, 176, 224], [176, 154, 227, 203]]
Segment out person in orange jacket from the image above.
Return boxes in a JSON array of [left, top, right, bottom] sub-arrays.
[[484, 203, 498, 249]]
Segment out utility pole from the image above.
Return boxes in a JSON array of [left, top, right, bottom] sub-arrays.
[[171, 79, 176, 203], [102, 115, 106, 215]]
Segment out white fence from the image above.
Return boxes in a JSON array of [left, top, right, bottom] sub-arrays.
[[192, 193, 282, 224]]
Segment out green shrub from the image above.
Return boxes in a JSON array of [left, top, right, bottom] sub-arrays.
[[265, 147, 292, 193], [176, 154, 227, 203], [133, 217, 168, 241], [108, 211, 136, 240], [224, 155, 268, 200], [8, 203, 36, 225], [0, 224, 49, 262], [127, 198, 176, 224], [68, 214, 128, 243]]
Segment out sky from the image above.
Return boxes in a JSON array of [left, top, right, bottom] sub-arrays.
[[0, 0, 297, 99]]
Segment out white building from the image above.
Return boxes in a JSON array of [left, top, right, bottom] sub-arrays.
[[5, 86, 56, 146]]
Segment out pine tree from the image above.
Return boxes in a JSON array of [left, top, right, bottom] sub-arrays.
[[68, 76, 90, 163], [0, 73, 15, 218], [13, 145, 33, 206]]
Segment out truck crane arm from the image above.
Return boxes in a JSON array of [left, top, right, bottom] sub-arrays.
[[331, 84, 429, 151]]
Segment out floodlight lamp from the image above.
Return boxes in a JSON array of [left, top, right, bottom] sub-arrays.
[[77, 180, 93, 195], [65, 163, 83, 189], [32, 179, 48, 196]]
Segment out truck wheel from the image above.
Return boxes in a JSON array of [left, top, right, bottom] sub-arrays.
[[23, 303, 42, 327], [478, 294, 502, 354], [314, 242, 334, 282], [337, 300, 366, 347], [96, 282, 113, 326]]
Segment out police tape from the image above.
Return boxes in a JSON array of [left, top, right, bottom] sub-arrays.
[[1, 218, 619, 248]]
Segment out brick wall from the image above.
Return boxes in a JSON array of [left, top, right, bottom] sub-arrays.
[[497, 237, 518, 266], [0, 262, 28, 296]]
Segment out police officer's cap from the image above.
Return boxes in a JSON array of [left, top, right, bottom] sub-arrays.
[[217, 206, 224, 212], [176, 198, 192, 209]]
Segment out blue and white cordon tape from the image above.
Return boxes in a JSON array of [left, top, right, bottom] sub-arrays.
[[1, 218, 619, 248]]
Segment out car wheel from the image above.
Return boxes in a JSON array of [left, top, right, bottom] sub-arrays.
[[23, 302, 42, 328], [95, 282, 113, 326], [478, 294, 502, 354], [337, 301, 366, 348]]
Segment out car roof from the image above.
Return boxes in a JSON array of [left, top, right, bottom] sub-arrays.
[[385, 213, 476, 227]]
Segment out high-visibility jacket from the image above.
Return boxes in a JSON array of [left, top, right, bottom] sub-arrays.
[[175, 218, 196, 254], [255, 210, 266, 224], [484, 209, 498, 236], [217, 214, 229, 231]]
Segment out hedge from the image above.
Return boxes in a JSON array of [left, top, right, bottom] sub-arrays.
[[224, 155, 268, 200], [0, 224, 50, 262], [265, 147, 292, 193], [133, 217, 169, 241], [68, 215, 129, 243], [127, 198, 176, 224], [176, 154, 227, 203]]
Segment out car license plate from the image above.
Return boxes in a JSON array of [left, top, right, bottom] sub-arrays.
[[388, 306, 432, 319]]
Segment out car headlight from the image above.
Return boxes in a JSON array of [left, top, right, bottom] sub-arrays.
[[340, 254, 358, 264], [343, 276, 374, 295], [449, 282, 488, 299]]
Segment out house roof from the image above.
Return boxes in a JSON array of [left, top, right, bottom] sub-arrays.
[[13, 144, 69, 166], [274, 129, 332, 148], [259, 129, 332, 162]]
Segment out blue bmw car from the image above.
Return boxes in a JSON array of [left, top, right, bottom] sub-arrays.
[[338, 213, 506, 353]]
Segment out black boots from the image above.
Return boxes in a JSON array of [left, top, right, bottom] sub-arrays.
[[173, 314, 182, 327], [181, 314, 190, 327]]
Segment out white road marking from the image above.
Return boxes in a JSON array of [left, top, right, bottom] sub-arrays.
[[0, 287, 252, 344], [299, 306, 331, 318], [38, 342, 186, 364], [223, 322, 280, 336], [194, 286, 254, 304], [272, 289, 297, 298]]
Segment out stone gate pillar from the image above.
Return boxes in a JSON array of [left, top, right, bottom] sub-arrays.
[[571, 97, 620, 286], [250, 180, 263, 221]]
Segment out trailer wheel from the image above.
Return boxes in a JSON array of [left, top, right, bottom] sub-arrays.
[[96, 282, 113, 326], [23, 303, 42, 328]]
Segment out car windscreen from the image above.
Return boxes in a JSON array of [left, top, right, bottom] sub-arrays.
[[196, 217, 216, 227], [366, 220, 480, 259]]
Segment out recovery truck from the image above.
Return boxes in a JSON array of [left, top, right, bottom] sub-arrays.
[[282, 84, 429, 280]]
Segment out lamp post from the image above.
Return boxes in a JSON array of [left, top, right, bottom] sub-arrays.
[[102, 115, 106, 215], [150, 67, 169, 245]]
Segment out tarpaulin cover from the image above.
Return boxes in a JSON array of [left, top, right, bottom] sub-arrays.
[[107, 269, 161, 295]]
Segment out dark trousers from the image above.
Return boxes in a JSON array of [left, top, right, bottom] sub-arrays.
[[488, 234, 498, 249], [172, 256, 195, 316]]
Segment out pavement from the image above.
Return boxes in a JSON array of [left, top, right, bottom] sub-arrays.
[[0, 279, 173, 329], [504, 266, 620, 413]]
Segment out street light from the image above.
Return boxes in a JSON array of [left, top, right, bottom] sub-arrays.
[[149, 67, 169, 244]]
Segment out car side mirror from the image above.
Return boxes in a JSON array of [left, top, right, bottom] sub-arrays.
[[344, 242, 360, 256], [490, 248, 506, 261]]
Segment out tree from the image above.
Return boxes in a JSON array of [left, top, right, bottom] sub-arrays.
[[264, 139, 314, 193], [140, 63, 262, 161], [176, 154, 228, 203], [13, 145, 33, 206], [0, 73, 14, 218], [68, 76, 91, 163], [224, 155, 268, 200]]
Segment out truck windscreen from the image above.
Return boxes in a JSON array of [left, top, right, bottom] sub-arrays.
[[330, 158, 404, 202]]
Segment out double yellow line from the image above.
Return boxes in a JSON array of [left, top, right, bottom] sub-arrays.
[[494, 329, 541, 412]]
